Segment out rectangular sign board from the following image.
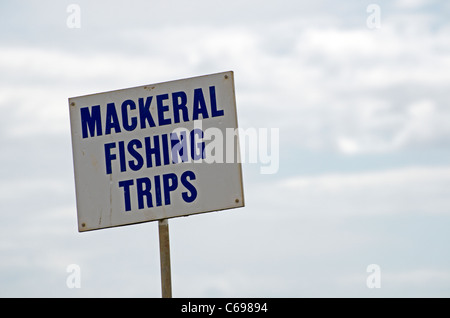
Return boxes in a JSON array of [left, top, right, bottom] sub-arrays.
[[69, 71, 244, 232]]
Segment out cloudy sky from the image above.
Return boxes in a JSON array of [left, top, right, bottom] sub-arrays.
[[1, 0, 450, 297]]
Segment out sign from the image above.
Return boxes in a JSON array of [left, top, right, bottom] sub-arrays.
[[69, 71, 244, 232]]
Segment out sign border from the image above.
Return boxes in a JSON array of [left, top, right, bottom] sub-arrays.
[[69, 71, 244, 232]]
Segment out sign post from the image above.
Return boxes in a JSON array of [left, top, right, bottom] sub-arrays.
[[69, 71, 244, 297], [158, 219, 172, 298]]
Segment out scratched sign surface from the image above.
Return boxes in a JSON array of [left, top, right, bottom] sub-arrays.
[[69, 71, 244, 232]]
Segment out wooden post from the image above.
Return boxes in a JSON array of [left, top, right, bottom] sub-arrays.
[[158, 219, 172, 298]]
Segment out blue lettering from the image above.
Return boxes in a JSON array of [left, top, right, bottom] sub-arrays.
[[172, 91, 189, 123], [157, 94, 171, 126], [144, 135, 161, 168], [136, 177, 152, 209], [138, 96, 156, 129], [162, 173, 178, 205], [118, 141, 126, 172], [181, 170, 197, 203], [117, 171, 197, 212], [170, 131, 188, 163], [105, 103, 121, 135], [154, 175, 162, 207], [118, 179, 134, 212], [104, 142, 116, 174], [161, 133, 170, 165], [127, 139, 143, 171], [190, 129, 205, 160], [192, 88, 209, 120], [122, 99, 137, 131], [80, 105, 102, 138], [209, 86, 224, 117]]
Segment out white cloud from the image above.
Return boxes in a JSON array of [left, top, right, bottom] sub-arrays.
[[338, 267, 450, 297], [272, 166, 450, 217], [1, 0, 450, 297], [2, 14, 450, 153], [395, 0, 429, 9], [386, 268, 450, 285]]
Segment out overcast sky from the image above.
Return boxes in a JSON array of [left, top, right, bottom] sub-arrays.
[[1, 0, 450, 297]]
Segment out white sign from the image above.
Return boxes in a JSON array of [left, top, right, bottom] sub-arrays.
[[69, 71, 244, 232]]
